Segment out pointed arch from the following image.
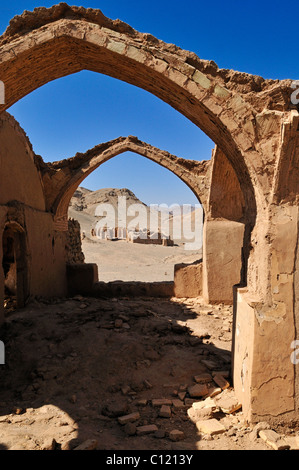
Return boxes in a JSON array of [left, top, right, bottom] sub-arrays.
[[36, 136, 210, 230], [0, 4, 265, 218]]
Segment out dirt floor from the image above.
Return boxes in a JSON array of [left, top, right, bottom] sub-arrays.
[[0, 294, 298, 451]]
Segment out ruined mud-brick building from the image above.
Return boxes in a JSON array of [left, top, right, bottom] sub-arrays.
[[0, 4, 298, 425]]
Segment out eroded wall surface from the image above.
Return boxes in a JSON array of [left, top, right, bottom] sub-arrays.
[[0, 112, 67, 312]]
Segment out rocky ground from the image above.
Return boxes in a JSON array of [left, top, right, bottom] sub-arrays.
[[0, 295, 298, 451]]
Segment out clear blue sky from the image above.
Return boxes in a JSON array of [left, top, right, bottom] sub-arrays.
[[1, 1, 298, 206]]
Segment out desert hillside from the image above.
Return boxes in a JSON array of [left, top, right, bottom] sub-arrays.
[[68, 187, 203, 282], [69, 187, 203, 244]]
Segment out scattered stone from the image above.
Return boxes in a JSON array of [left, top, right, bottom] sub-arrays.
[[184, 398, 199, 406], [61, 439, 78, 451], [143, 379, 153, 389], [194, 373, 212, 384], [152, 399, 173, 407], [118, 412, 140, 426], [212, 370, 230, 378], [169, 430, 185, 442], [178, 391, 186, 401], [124, 423, 137, 436], [249, 421, 271, 441], [121, 385, 131, 396], [259, 429, 290, 450], [207, 385, 222, 398], [136, 399, 148, 407], [136, 425, 158, 436], [196, 419, 226, 436], [213, 374, 230, 390], [285, 435, 299, 450], [187, 406, 214, 422], [178, 384, 188, 392], [214, 389, 242, 414], [159, 405, 171, 418], [102, 400, 129, 418], [192, 397, 217, 411], [172, 399, 186, 409], [74, 439, 98, 450], [200, 359, 218, 370], [114, 319, 123, 328], [0, 416, 9, 423], [41, 438, 56, 450], [154, 429, 166, 439], [188, 383, 209, 398]]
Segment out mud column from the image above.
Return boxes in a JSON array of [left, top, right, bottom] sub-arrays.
[[202, 219, 245, 304], [233, 205, 299, 423]]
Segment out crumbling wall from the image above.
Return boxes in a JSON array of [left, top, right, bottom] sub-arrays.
[[174, 260, 202, 298], [0, 112, 68, 321], [0, 112, 45, 210], [66, 218, 85, 265]]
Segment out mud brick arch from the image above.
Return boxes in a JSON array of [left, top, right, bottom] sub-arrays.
[[39, 136, 211, 227]]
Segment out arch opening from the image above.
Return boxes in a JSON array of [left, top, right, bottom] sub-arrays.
[[67, 151, 204, 295], [0, 11, 258, 301], [0, 13, 257, 224]]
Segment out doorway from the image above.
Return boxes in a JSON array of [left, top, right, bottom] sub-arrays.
[[2, 223, 28, 311]]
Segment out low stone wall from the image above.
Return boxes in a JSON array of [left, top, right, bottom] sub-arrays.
[[91, 281, 174, 298], [66, 263, 98, 296], [66, 266, 174, 297], [174, 260, 203, 298]]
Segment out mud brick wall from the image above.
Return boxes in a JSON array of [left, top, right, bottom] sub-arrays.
[[66, 218, 85, 265]]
